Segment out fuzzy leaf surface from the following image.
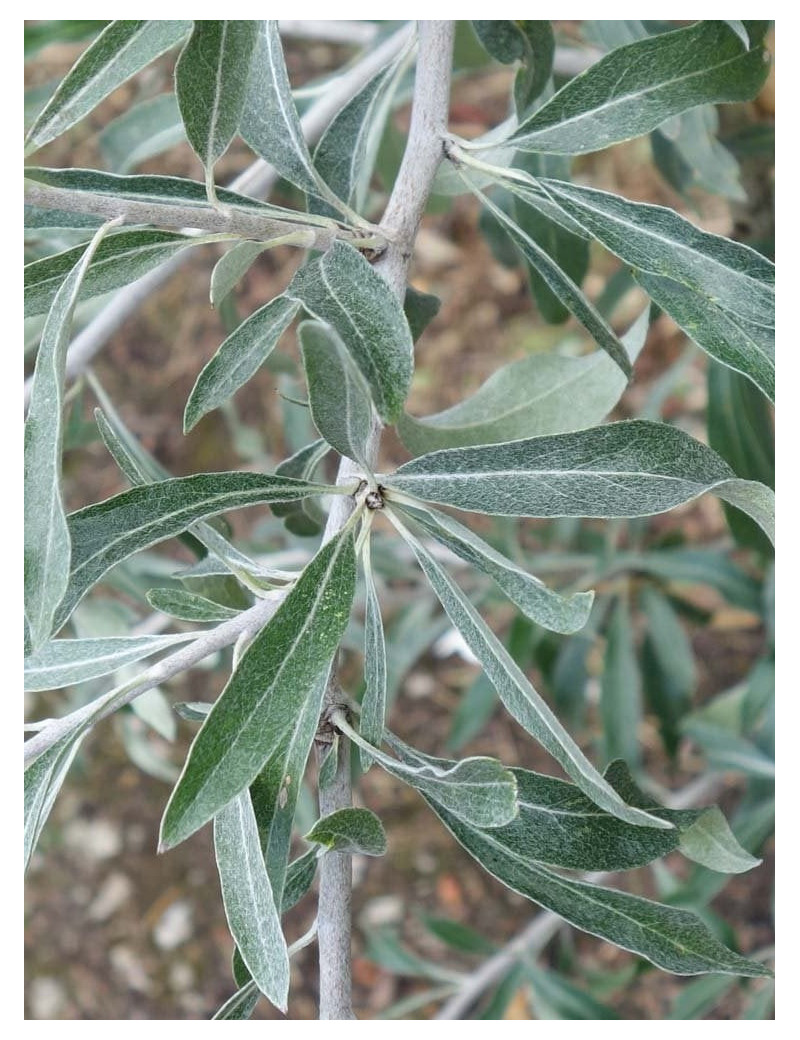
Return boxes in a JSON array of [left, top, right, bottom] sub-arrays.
[[26, 20, 191, 149], [214, 791, 289, 1011], [501, 21, 770, 155], [185, 296, 300, 430], [300, 320, 375, 469], [306, 807, 387, 856], [360, 539, 387, 771], [146, 588, 241, 622], [159, 529, 356, 850], [287, 241, 414, 423], [24, 633, 198, 692], [24, 731, 87, 870]]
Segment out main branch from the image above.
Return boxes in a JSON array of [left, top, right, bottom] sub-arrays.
[[314, 20, 455, 1021]]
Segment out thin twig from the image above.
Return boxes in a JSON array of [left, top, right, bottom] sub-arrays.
[[314, 20, 455, 1021], [434, 774, 729, 1019]]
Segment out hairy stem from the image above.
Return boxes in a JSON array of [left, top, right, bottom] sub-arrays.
[[313, 19, 455, 1021]]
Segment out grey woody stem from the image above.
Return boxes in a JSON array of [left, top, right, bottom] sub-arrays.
[[313, 20, 455, 1021]]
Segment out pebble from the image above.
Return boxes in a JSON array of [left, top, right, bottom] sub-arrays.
[[63, 817, 122, 860], [152, 900, 193, 950], [360, 894, 404, 928], [88, 872, 134, 922], [28, 976, 67, 1019]]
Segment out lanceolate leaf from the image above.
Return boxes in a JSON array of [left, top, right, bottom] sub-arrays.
[[387, 513, 670, 832], [184, 296, 301, 431], [398, 308, 648, 453], [305, 807, 387, 856], [286, 241, 414, 423], [472, 21, 555, 114], [240, 21, 336, 205], [159, 528, 356, 851], [425, 798, 771, 978], [600, 597, 642, 767], [385, 420, 775, 544], [360, 537, 387, 771], [495, 21, 770, 155], [678, 806, 761, 874], [313, 47, 408, 214], [212, 983, 259, 1020], [55, 471, 341, 634], [25, 229, 226, 318], [25, 219, 118, 650], [175, 21, 261, 201], [299, 320, 375, 469], [214, 791, 289, 1012], [99, 92, 185, 174], [393, 501, 593, 635], [24, 633, 198, 692], [146, 588, 241, 622], [24, 731, 88, 870], [473, 185, 631, 377], [211, 238, 313, 309], [25, 20, 191, 150]]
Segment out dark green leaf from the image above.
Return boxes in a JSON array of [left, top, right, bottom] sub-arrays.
[[641, 587, 695, 758], [286, 241, 414, 423], [26, 20, 191, 150], [281, 849, 318, 914], [421, 915, 497, 956], [305, 807, 387, 856], [404, 286, 441, 342], [212, 982, 259, 1020], [159, 528, 356, 850]]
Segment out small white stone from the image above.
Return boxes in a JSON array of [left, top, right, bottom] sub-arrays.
[[109, 945, 152, 994], [29, 977, 67, 1019], [152, 900, 193, 950], [88, 872, 134, 922], [360, 894, 404, 928], [63, 817, 122, 860]]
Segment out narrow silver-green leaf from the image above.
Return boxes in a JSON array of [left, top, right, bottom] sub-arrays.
[[24, 731, 88, 870], [212, 982, 259, 1020], [305, 807, 387, 856], [24, 633, 198, 692], [385, 420, 774, 543], [473, 185, 631, 376], [678, 806, 762, 874], [146, 588, 240, 623], [282, 849, 318, 914], [313, 47, 407, 214], [240, 20, 335, 204], [299, 319, 375, 469], [425, 798, 771, 978], [25, 219, 118, 650], [360, 537, 387, 772], [398, 310, 648, 453], [600, 597, 642, 767], [175, 21, 261, 201], [26, 20, 191, 150], [211, 238, 312, 308], [214, 791, 289, 1012], [498, 21, 770, 155], [393, 501, 593, 635], [99, 92, 185, 173], [337, 716, 517, 830], [57, 471, 338, 633], [387, 512, 670, 832], [286, 240, 414, 423], [25, 229, 224, 318], [651, 106, 746, 203], [184, 296, 300, 431], [159, 528, 356, 850]]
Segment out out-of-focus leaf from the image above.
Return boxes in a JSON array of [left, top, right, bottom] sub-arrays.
[[472, 21, 555, 113], [286, 241, 414, 423], [681, 720, 775, 780], [26, 20, 191, 150], [299, 320, 375, 469], [652, 106, 745, 202], [640, 586, 695, 758], [25, 219, 118, 650], [24, 20, 108, 57], [214, 791, 289, 1012], [404, 286, 441, 342], [99, 93, 185, 174], [305, 807, 387, 856], [175, 21, 260, 201], [600, 597, 641, 767], [526, 966, 620, 1019], [24, 633, 197, 692], [159, 528, 356, 851], [667, 974, 738, 1019], [184, 296, 300, 431], [421, 915, 497, 956]]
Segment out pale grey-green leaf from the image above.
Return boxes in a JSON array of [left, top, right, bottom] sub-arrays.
[[175, 21, 260, 197], [286, 241, 414, 422], [159, 529, 356, 850], [26, 20, 191, 150], [24, 633, 198, 692], [146, 588, 241, 622], [601, 598, 642, 767], [305, 807, 387, 856], [387, 513, 671, 832], [99, 92, 185, 173], [679, 806, 762, 874], [214, 792, 289, 1011], [360, 539, 387, 772], [25, 219, 118, 650], [25, 731, 87, 870], [212, 982, 259, 1020], [184, 296, 300, 431], [210, 238, 312, 308], [393, 501, 593, 635], [300, 320, 375, 469], [386, 420, 773, 541], [500, 21, 770, 155]]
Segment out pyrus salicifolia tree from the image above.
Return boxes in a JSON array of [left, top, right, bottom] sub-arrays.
[[24, 19, 775, 1019]]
